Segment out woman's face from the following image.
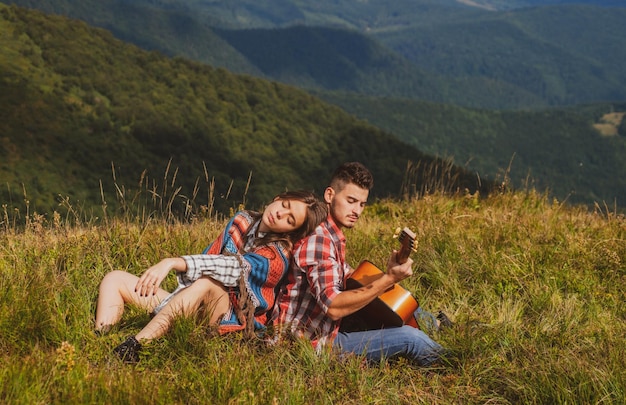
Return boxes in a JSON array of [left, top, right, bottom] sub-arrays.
[[259, 198, 308, 234]]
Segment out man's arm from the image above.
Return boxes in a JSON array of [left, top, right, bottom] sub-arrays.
[[326, 252, 413, 320]]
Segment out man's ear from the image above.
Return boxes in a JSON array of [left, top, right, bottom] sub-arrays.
[[324, 187, 334, 204]]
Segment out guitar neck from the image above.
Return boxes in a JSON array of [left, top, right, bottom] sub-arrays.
[[397, 249, 410, 264], [396, 227, 416, 264]]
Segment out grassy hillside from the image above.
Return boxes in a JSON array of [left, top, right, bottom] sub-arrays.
[[317, 92, 626, 209], [1, 188, 624, 403], [0, 4, 487, 217]]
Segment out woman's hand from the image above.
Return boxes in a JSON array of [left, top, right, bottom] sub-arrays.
[[135, 257, 186, 296]]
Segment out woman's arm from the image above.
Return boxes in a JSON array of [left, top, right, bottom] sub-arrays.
[[180, 254, 247, 287]]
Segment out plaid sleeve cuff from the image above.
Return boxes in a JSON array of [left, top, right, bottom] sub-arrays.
[[182, 254, 244, 287]]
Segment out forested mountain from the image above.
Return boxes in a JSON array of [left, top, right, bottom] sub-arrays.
[[317, 92, 626, 208], [0, 5, 487, 215], [2, 0, 263, 76], [2, 0, 535, 109], [2, 1, 626, 211], [4, 0, 626, 109], [374, 5, 626, 107], [212, 25, 441, 100], [6, 0, 626, 109]]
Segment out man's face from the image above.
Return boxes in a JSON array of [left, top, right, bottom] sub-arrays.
[[324, 182, 369, 229]]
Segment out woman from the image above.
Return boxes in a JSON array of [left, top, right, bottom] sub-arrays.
[[95, 190, 327, 363]]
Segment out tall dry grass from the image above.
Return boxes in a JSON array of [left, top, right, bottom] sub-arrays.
[[1, 162, 625, 404]]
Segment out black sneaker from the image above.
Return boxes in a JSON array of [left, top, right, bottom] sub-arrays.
[[437, 311, 454, 329], [113, 336, 142, 363]]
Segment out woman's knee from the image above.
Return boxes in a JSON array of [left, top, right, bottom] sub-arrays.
[[188, 277, 227, 297], [177, 278, 227, 306], [99, 271, 141, 303], [100, 270, 131, 289]]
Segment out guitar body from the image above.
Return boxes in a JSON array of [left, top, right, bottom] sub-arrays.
[[343, 260, 420, 331]]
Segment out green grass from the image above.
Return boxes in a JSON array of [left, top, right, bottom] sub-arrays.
[[1, 185, 625, 404]]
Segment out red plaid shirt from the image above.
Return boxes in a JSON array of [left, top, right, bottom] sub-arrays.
[[274, 214, 352, 347]]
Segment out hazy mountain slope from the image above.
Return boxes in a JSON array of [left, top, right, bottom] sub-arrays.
[[171, 1, 626, 108], [6, 0, 542, 109], [8, 0, 626, 109], [464, 0, 625, 10], [212, 25, 545, 109], [214, 25, 440, 98], [373, 5, 626, 106], [3, 0, 262, 75], [0, 5, 488, 215], [316, 91, 626, 207], [153, 0, 477, 29]]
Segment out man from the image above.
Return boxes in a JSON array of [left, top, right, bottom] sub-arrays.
[[274, 162, 443, 365]]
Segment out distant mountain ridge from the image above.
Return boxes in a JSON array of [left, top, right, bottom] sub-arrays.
[[461, 0, 624, 10], [374, 4, 626, 107], [213, 25, 442, 99], [6, 0, 626, 109]]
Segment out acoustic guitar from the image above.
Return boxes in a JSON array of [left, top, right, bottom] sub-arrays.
[[341, 227, 420, 331]]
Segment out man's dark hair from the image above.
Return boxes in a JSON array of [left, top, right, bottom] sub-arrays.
[[329, 162, 374, 192]]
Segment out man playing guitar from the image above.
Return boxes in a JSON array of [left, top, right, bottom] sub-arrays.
[[274, 162, 444, 365]]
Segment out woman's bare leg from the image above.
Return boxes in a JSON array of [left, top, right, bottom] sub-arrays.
[[134, 277, 229, 342], [95, 270, 169, 331]]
